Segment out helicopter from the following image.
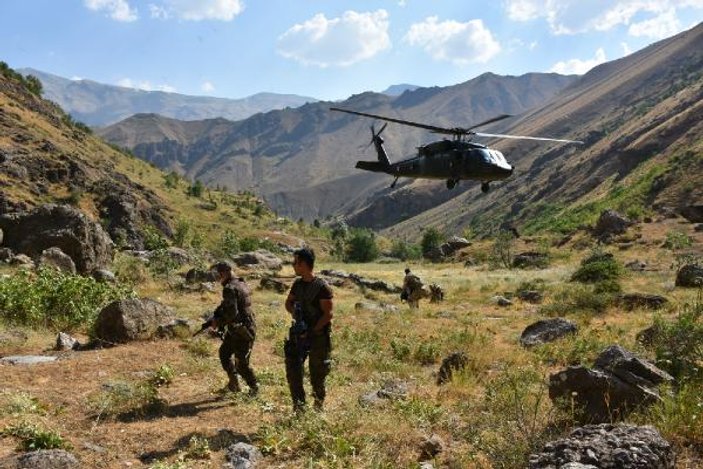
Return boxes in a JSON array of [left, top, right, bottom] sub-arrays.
[[330, 107, 583, 193]]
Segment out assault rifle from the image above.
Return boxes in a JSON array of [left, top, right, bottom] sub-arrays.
[[287, 302, 311, 363], [192, 315, 216, 337]]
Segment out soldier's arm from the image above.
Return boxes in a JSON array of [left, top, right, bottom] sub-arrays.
[[285, 291, 296, 317], [312, 299, 333, 334]]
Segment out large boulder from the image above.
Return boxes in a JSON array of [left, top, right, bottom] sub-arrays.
[[94, 298, 175, 343], [520, 318, 578, 347], [549, 345, 672, 423], [0, 204, 113, 274], [529, 424, 675, 469], [232, 250, 283, 272], [513, 251, 549, 269], [619, 293, 668, 310], [0, 449, 80, 469], [675, 264, 703, 287], [680, 204, 703, 223], [320, 269, 402, 293], [593, 210, 632, 241], [38, 247, 76, 274], [185, 268, 218, 284]]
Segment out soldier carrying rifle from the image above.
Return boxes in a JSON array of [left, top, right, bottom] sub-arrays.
[[284, 248, 334, 412], [202, 261, 259, 396]]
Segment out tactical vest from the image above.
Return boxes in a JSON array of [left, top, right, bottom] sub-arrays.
[[291, 277, 329, 332], [221, 277, 256, 335]]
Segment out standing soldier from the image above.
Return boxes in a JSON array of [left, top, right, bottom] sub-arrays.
[[284, 248, 334, 412], [402, 267, 427, 309], [209, 261, 258, 395]]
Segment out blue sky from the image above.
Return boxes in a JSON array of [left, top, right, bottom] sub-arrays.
[[2, 1, 702, 101]]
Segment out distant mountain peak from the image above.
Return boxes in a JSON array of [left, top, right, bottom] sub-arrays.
[[382, 83, 421, 96]]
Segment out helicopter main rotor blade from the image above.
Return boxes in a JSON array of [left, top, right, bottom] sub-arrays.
[[331, 107, 453, 134], [474, 132, 584, 144], [465, 114, 513, 131]]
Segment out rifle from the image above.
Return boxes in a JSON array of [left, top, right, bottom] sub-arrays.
[[192, 315, 216, 337], [286, 302, 311, 363]]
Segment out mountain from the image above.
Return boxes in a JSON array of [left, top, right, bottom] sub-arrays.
[[99, 72, 577, 221], [382, 84, 421, 96], [377, 22, 703, 239], [18, 68, 318, 127]]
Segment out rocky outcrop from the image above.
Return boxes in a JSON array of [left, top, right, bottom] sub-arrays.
[[94, 298, 175, 343], [259, 277, 289, 293], [359, 379, 409, 407], [680, 204, 703, 223], [55, 332, 80, 351], [520, 318, 578, 347], [593, 210, 632, 241], [0, 204, 113, 274], [424, 236, 471, 262], [185, 268, 218, 284], [38, 247, 76, 274], [513, 251, 549, 269], [675, 264, 703, 287], [619, 293, 668, 310], [0, 449, 80, 469], [232, 250, 283, 272], [320, 269, 402, 293], [549, 345, 673, 423], [529, 424, 674, 469], [518, 290, 544, 304]]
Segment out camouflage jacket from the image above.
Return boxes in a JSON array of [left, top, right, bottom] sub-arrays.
[[213, 277, 256, 336]]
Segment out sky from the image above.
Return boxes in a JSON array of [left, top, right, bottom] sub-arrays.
[[1, 1, 702, 101]]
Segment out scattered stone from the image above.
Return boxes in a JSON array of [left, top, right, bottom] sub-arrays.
[[232, 250, 283, 272], [56, 332, 80, 351], [185, 268, 218, 284], [0, 355, 58, 365], [92, 269, 116, 283], [0, 247, 13, 262], [695, 223, 703, 232], [625, 260, 647, 271], [321, 269, 402, 294], [436, 352, 468, 385], [82, 442, 107, 453], [619, 293, 668, 310], [492, 296, 512, 307], [200, 282, 216, 293], [259, 277, 288, 293], [518, 290, 543, 304], [0, 449, 80, 469], [224, 442, 262, 469], [529, 424, 675, 469], [10, 253, 35, 268], [38, 247, 76, 274], [636, 324, 661, 347], [155, 318, 193, 339], [419, 463, 435, 469], [419, 434, 445, 460], [680, 204, 703, 223], [513, 251, 549, 269], [593, 209, 632, 242], [520, 318, 578, 347], [359, 379, 409, 407], [675, 264, 703, 287], [354, 301, 399, 313], [94, 298, 176, 344]]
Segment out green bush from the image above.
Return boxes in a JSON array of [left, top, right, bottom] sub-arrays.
[[0, 268, 133, 330], [651, 301, 703, 382], [2, 422, 70, 451], [663, 230, 692, 250], [540, 284, 615, 316], [143, 225, 170, 250], [188, 180, 204, 197], [344, 228, 379, 263], [571, 251, 622, 283], [421, 227, 443, 255], [173, 218, 192, 248], [390, 240, 422, 261], [88, 380, 164, 419], [219, 230, 240, 257]]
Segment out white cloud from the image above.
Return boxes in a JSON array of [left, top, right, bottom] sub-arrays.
[[504, 0, 702, 37], [403, 17, 500, 65], [84, 0, 137, 22], [277, 10, 391, 67], [117, 78, 177, 92], [201, 81, 215, 93], [150, 0, 243, 21], [549, 48, 607, 75], [621, 41, 633, 56]]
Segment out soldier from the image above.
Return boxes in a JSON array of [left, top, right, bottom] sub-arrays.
[[209, 261, 258, 395], [284, 248, 334, 412], [402, 268, 427, 309]]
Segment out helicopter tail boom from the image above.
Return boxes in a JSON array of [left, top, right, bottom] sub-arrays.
[[355, 161, 389, 173]]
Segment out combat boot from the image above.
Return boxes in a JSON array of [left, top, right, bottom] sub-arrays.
[[227, 371, 241, 393]]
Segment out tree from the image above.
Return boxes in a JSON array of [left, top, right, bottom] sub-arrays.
[[421, 227, 443, 255], [345, 229, 379, 262], [188, 180, 204, 198]]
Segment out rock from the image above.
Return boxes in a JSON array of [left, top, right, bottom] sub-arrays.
[[619, 293, 668, 310], [593, 210, 632, 241], [56, 332, 80, 351], [320, 269, 402, 294], [225, 442, 262, 469], [695, 223, 703, 232], [259, 277, 288, 293], [10, 253, 35, 268], [0, 204, 113, 274], [518, 290, 543, 304], [636, 324, 661, 347], [155, 318, 193, 339], [419, 463, 435, 469], [675, 264, 703, 287], [424, 246, 445, 262], [549, 345, 672, 423], [419, 434, 445, 460], [513, 251, 549, 269], [359, 379, 409, 406], [94, 298, 176, 343], [354, 301, 399, 313], [529, 424, 675, 469], [625, 260, 647, 271], [520, 318, 578, 347], [92, 269, 116, 283], [0, 227, 3, 244], [0, 355, 58, 365], [436, 352, 468, 385], [0, 247, 13, 262], [38, 247, 76, 274], [232, 250, 283, 272], [492, 296, 512, 307], [680, 204, 703, 223], [0, 329, 28, 346], [0, 449, 80, 469], [185, 268, 218, 284]]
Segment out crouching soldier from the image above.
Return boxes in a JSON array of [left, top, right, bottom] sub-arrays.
[[210, 261, 258, 395], [284, 248, 334, 412]]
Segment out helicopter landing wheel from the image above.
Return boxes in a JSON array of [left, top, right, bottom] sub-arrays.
[[481, 182, 490, 193], [446, 179, 458, 190]]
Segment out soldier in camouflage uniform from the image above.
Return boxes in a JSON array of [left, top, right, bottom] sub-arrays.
[[402, 268, 427, 309], [284, 248, 334, 412], [210, 261, 258, 395]]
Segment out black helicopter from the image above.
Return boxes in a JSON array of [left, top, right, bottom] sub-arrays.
[[330, 107, 583, 193]]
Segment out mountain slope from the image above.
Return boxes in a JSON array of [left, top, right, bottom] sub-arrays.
[[379, 23, 703, 240], [99, 72, 577, 221], [19, 68, 317, 127]]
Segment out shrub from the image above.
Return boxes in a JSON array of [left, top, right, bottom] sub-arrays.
[[421, 227, 443, 255], [651, 301, 703, 383], [413, 340, 441, 365], [88, 380, 164, 420], [2, 422, 70, 451], [173, 218, 192, 248], [390, 240, 422, 261], [148, 249, 179, 279], [0, 268, 133, 330], [344, 228, 379, 263], [571, 250, 622, 283], [113, 255, 149, 286], [143, 225, 170, 251], [219, 230, 240, 257], [540, 284, 615, 316], [163, 171, 180, 189], [489, 230, 515, 269], [663, 230, 692, 251], [188, 180, 204, 198], [150, 364, 175, 388]]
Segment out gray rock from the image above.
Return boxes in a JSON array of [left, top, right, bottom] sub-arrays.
[[437, 352, 468, 385], [419, 434, 444, 459], [155, 318, 193, 339], [695, 223, 703, 233], [0, 449, 80, 469], [0, 247, 13, 262], [518, 290, 543, 304], [359, 379, 409, 406], [259, 277, 288, 293], [419, 463, 435, 469], [493, 296, 512, 307], [513, 251, 549, 269], [321, 269, 402, 294], [593, 209, 632, 241], [185, 267, 218, 283], [94, 297, 176, 343], [232, 250, 282, 272], [10, 253, 35, 268], [680, 204, 703, 223], [594, 345, 673, 388], [38, 247, 76, 274], [521, 318, 578, 347], [625, 260, 647, 271], [0, 204, 113, 274], [0, 355, 58, 365], [225, 442, 262, 469], [529, 424, 674, 469], [0, 329, 28, 346], [675, 264, 703, 287], [56, 332, 80, 351], [619, 293, 668, 310], [92, 269, 116, 283]]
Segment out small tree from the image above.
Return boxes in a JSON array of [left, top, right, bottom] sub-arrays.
[[188, 180, 204, 198], [421, 227, 443, 255], [391, 239, 422, 261], [490, 230, 515, 269], [345, 229, 379, 262]]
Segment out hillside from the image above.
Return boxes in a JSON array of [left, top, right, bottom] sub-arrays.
[[99, 72, 577, 221], [380, 22, 703, 240], [19, 68, 317, 127]]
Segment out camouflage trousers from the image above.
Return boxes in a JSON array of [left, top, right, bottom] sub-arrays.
[[219, 332, 258, 392], [285, 331, 332, 409]]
